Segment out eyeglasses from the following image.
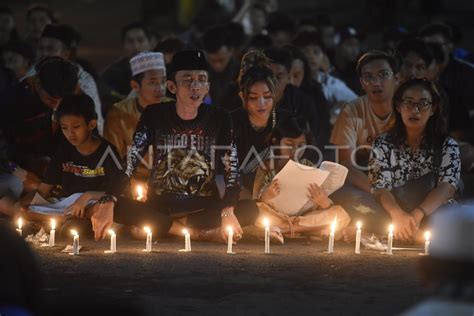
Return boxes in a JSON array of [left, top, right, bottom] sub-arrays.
[[177, 79, 209, 88], [400, 99, 432, 112], [361, 70, 394, 84]]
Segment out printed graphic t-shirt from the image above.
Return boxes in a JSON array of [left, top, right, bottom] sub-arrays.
[[43, 138, 123, 197]]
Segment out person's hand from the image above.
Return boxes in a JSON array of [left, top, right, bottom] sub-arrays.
[[220, 206, 243, 243], [90, 201, 114, 241], [307, 183, 331, 209], [260, 179, 280, 203], [65, 194, 89, 218], [391, 210, 417, 241]]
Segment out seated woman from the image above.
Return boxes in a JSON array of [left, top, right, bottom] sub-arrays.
[[231, 50, 290, 195], [253, 116, 350, 243], [369, 78, 460, 242]]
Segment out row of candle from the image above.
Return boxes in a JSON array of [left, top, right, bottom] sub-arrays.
[[15, 217, 431, 256]]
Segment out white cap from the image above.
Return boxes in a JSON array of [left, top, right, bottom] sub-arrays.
[[429, 205, 474, 261], [130, 51, 165, 76]]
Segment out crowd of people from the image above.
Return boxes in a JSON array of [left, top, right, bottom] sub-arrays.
[[1, 1, 474, 315], [1, 1, 473, 245]]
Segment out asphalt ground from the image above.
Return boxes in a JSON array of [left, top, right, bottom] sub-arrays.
[[32, 236, 425, 315]]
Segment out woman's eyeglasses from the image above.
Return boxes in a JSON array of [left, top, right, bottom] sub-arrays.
[[400, 99, 432, 112]]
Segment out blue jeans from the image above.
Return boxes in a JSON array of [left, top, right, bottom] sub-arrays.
[[0, 173, 23, 199], [331, 184, 391, 235]]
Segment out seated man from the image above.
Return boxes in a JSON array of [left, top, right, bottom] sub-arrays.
[[104, 51, 173, 197], [94, 50, 260, 242], [329, 50, 399, 237], [0, 57, 78, 178]]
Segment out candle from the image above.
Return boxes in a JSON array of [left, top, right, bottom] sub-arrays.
[[386, 224, 394, 255], [16, 217, 23, 237], [106, 229, 116, 253], [181, 229, 191, 252], [355, 221, 362, 254], [263, 218, 270, 254], [136, 185, 144, 201], [144, 226, 152, 252], [424, 231, 430, 255], [327, 216, 337, 254], [71, 230, 79, 255], [49, 218, 56, 247], [227, 226, 235, 254]]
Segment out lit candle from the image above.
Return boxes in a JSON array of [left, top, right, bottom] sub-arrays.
[[386, 224, 394, 255], [71, 230, 79, 255], [16, 217, 23, 237], [355, 221, 362, 254], [136, 185, 144, 201], [227, 226, 235, 254], [180, 229, 191, 252], [106, 229, 116, 253], [327, 216, 337, 254], [144, 226, 152, 252], [263, 218, 270, 254], [49, 219, 56, 247], [424, 231, 430, 255]]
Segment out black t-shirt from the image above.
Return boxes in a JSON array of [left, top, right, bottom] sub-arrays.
[[122, 102, 240, 209], [231, 107, 291, 191], [43, 138, 124, 197]]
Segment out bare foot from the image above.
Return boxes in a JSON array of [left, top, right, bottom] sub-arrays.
[[342, 226, 356, 243]]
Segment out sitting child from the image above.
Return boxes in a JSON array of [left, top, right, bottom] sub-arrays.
[[253, 116, 350, 242], [14, 94, 122, 229]]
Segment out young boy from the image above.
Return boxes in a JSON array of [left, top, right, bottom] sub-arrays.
[[16, 94, 121, 223]]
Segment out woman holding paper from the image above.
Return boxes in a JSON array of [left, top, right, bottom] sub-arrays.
[[253, 116, 350, 242], [369, 79, 460, 242]]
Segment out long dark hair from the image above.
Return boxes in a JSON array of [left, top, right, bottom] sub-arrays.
[[389, 78, 447, 150]]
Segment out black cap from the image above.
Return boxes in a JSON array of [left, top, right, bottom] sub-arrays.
[[168, 50, 209, 74], [41, 24, 81, 48]]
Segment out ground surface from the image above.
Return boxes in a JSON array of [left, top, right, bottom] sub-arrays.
[[33, 236, 426, 315]]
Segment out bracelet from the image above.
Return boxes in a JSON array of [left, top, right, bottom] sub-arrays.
[[221, 212, 235, 217], [98, 194, 117, 204], [417, 206, 428, 216]]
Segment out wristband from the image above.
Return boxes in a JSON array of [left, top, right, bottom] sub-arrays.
[[98, 194, 117, 204]]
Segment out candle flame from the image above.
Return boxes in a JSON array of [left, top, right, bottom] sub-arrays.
[[263, 217, 270, 228], [108, 229, 115, 236], [182, 228, 189, 235], [424, 230, 431, 241], [143, 226, 151, 234], [71, 229, 78, 236], [356, 221, 362, 230], [330, 216, 337, 233], [136, 185, 144, 200], [17, 217, 23, 229], [389, 224, 394, 234], [50, 218, 56, 230], [227, 226, 233, 233]]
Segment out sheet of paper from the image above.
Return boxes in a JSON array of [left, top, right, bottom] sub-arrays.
[[29, 193, 86, 215], [271, 160, 329, 216], [319, 161, 348, 195]]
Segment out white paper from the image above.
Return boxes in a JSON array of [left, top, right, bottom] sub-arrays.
[[29, 193, 94, 216], [319, 161, 348, 196], [271, 160, 329, 216]]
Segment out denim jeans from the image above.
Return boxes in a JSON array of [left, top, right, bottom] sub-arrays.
[[331, 184, 391, 235], [0, 173, 23, 199]]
